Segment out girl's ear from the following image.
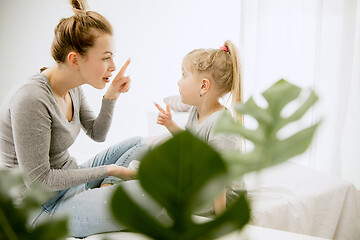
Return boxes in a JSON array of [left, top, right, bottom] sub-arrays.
[[200, 78, 211, 95], [67, 51, 80, 70]]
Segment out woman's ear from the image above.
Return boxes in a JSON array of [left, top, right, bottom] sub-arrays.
[[67, 51, 80, 70], [200, 78, 211, 95]]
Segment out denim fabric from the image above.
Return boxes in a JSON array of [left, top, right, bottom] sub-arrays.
[[80, 136, 147, 188], [29, 136, 152, 238]]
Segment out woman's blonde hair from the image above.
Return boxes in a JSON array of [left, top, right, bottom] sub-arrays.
[[185, 40, 243, 121], [51, 0, 113, 63]]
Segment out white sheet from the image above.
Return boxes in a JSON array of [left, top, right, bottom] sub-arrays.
[[69, 112, 360, 239], [68, 152, 360, 239], [147, 111, 360, 239], [245, 162, 360, 240]]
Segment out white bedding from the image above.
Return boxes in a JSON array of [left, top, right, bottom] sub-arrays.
[[245, 161, 360, 239], [68, 111, 360, 239], [147, 111, 360, 239], [66, 149, 360, 240], [146, 111, 360, 239]]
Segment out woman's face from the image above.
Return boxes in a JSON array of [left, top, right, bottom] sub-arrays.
[[78, 33, 116, 89], [177, 59, 201, 105]]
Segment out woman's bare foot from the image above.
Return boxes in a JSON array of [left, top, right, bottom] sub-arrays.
[[100, 183, 113, 188]]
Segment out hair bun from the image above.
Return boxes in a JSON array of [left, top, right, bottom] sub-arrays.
[[74, 0, 81, 10], [71, 0, 88, 14]]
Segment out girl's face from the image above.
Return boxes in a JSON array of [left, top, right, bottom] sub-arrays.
[[178, 59, 201, 105], [78, 33, 116, 89]]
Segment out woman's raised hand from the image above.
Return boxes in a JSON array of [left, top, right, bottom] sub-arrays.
[[106, 164, 137, 180], [154, 102, 173, 127], [104, 58, 131, 100]]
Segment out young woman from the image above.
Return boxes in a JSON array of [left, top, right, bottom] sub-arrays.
[[0, 0, 152, 237]]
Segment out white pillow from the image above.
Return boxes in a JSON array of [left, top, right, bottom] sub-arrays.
[[163, 95, 190, 112]]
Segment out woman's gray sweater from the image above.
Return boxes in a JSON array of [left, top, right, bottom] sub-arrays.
[[0, 73, 115, 192]]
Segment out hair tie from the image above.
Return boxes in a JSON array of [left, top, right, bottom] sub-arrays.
[[220, 46, 229, 52]]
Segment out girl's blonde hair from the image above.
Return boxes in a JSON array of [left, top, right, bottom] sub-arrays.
[[51, 0, 113, 63], [185, 40, 243, 121]]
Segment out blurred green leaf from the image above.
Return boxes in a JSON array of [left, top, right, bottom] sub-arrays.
[[214, 79, 320, 177], [188, 192, 250, 240], [30, 216, 68, 240], [111, 184, 173, 240], [139, 131, 227, 220], [111, 131, 250, 240], [0, 169, 68, 240], [110, 79, 319, 240]]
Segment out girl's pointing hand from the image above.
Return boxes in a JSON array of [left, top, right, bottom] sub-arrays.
[[154, 102, 172, 127]]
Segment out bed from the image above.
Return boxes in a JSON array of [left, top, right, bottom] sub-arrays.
[[244, 161, 360, 239], [67, 159, 360, 240], [145, 110, 360, 240], [66, 110, 360, 239]]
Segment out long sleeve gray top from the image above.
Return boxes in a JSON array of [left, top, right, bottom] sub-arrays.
[[0, 73, 114, 192], [185, 106, 246, 216], [185, 107, 241, 152]]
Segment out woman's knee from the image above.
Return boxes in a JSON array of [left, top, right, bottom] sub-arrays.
[[123, 136, 148, 154], [127, 136, 147, 147]]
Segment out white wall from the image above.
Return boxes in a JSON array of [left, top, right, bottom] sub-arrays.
[[2, 1, 359, 189], [0, 0, 72, 93], [0, 0, 241, 162]]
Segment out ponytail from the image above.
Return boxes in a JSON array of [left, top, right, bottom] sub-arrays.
[[223, 40, 243, 123], [223, 41, 242, 106]]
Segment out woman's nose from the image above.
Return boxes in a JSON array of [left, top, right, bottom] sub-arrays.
[[109, 58, 116, 72]]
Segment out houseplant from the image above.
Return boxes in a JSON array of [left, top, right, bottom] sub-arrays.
[[0, 79, 319, 240], [109, 79, 320, 239], [0, 168, 68, 240]]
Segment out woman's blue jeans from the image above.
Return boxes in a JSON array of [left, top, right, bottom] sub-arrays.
[[29, 136, 161, 238]]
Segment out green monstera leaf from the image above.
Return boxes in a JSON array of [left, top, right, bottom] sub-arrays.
[[110, 79, 319, 240], [110, 131, 250, 240], [214, 79, 320, 177], [0, 168, 68, 240]]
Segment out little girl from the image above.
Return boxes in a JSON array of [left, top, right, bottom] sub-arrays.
[[155, 40, 244, 216]]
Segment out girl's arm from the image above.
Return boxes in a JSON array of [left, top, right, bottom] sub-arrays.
[[209, 130, 244, 216], [213, 189, 227, 215], [154, 102, 183, 135]]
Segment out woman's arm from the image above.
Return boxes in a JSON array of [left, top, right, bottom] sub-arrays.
[[103, 58, 131, 100], [106, 164, 137, 180], [11, 88, 108, 191], [79, 88, 116, 142], [79, 59, 132, 141]]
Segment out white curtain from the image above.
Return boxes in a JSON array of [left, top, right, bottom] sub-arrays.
[[239, 0, 360, 188], [1, 0, 358, 187]]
